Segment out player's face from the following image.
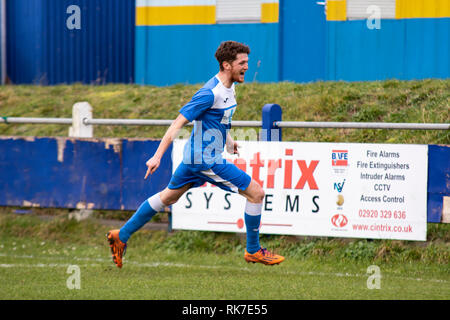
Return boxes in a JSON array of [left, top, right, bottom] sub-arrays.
[[230, 53, 249, 83]]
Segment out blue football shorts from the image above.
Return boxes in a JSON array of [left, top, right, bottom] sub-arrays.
[[168, 160, 251, 193]]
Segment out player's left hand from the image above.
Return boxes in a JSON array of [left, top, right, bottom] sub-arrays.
[[231, 141, 241, 157], [144, 156, 160, 179]]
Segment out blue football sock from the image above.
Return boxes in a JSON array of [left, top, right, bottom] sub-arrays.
[[245, 213, 261, 254], [119, 193, 164, 243], [244, 202, 262, 254]]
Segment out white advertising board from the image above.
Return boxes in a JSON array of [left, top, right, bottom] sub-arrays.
[[171, 140, 428, 241]]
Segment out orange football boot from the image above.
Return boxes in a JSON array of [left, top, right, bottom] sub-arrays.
[[244, 247, 285, 265], [106, 229, 127, 268]]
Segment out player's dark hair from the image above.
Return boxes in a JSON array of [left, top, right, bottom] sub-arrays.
[[215, 41, 250, 71]]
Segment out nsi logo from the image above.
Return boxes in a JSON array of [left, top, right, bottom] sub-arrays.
[[333, 179, 346, 193]]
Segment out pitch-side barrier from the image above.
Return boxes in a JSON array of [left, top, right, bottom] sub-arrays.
[[1, 102, 447, 136], [1, 103, 449, 234]]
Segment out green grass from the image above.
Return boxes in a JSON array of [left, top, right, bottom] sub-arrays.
[[0, 80, 449, 144], [0, 212, 448, 300]]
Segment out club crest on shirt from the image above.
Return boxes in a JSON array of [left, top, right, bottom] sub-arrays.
[[221, 106, 236, 125]]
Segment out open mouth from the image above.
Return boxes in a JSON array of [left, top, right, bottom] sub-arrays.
[[236, 70, 246, 82]]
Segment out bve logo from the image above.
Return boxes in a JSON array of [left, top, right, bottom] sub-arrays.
[[331, 214, 348, 228], [332, 150, 348, 167]]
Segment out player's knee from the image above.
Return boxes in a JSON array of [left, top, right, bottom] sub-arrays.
[[162, 197, 177, 206], [163, 195, 180, 206], [249, 185, 265, 203], [160, 189, 180, 206], [257, 187, 265, 203]]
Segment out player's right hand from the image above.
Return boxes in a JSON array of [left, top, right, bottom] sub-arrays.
[[144, 156, 160, 179]]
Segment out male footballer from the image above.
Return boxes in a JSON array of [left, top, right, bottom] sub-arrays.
[[107, 41, 285, 268]]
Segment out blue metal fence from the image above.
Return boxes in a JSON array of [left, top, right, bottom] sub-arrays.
[[0, 137, 171, 210], [427, 145, 450, 223], [6, 0, 135, 85]]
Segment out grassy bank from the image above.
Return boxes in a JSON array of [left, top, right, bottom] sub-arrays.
[[0, 80, 448, 144]]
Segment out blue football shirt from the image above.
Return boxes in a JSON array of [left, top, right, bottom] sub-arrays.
[[179, 75, 237, 170]]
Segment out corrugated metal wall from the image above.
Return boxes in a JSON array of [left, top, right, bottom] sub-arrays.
[[325, 0, 450, 81], [279, 0, 449, 83], [327, 18, 450, 81], [136, 23, 279, 86], [6, 0, 135, 85], [3, 0, 449, 86]]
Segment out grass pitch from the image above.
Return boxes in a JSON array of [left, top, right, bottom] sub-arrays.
[[0, 212, 448, 300]]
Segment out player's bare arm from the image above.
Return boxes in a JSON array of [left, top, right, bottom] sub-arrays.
[[144, 113, 190, 179]]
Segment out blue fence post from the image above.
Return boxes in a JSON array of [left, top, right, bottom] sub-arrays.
[[427, 144, 450, 223], [261, 104, 282, 142]]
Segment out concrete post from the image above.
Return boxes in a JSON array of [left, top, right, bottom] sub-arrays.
[[69, 102, 93, 138]]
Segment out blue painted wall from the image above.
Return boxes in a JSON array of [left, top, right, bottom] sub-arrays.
[[121, 139, 172, 210], [427, 145, 450, 223], [1, 136, 447, 222], [326, 18, 450, 81], [6, 0, 135, 85], [0, 137, 171, 211], [135, 23, 279, 86], [279, 0, 326, 82]]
